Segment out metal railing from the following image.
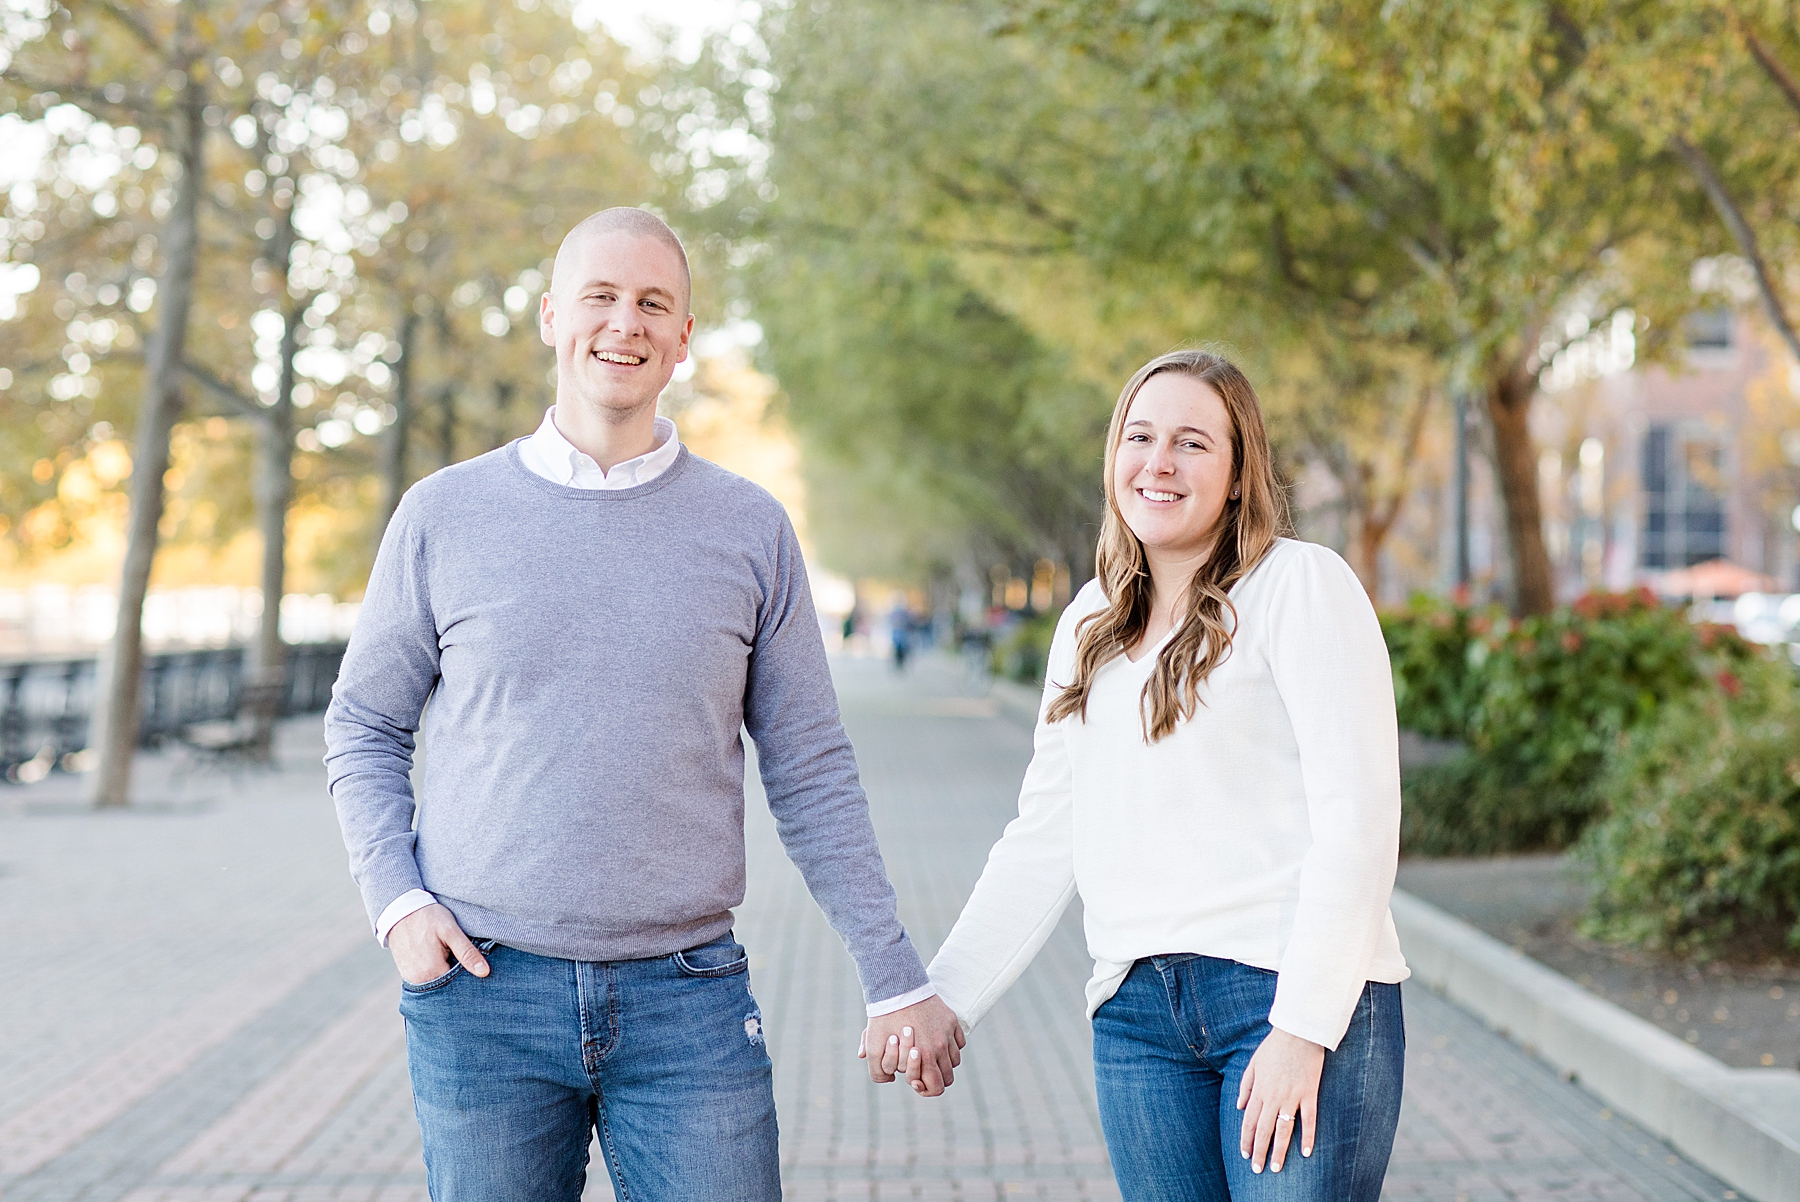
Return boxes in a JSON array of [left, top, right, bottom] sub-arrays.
[[0, 642, 347, 779]]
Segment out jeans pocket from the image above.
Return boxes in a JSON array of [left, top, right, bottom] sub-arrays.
[[400, 939, 499, 994], [673, 938, 750, 978]]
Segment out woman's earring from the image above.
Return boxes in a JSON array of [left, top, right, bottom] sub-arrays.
[[1231, 488, 1240, 500]]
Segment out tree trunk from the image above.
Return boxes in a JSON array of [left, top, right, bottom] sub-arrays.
[[1352, 513, 1387, 602], [90, 73, 204, 807], [252, 296, 300, 684], [252, 191, 302, 686], [491, 378, 515, 450], [372, 307, 418, 552], [437, 382, 458, 468], [1485, 364, 1555, 616]]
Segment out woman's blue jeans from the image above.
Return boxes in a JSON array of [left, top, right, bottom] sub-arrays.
[[1092, 956, 1404, 1201], [398, 932, 780, 1202]]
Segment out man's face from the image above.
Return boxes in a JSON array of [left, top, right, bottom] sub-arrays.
[[539, 230, 693, 418]]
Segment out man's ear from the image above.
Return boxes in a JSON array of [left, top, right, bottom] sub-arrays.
[[538, 291, 556, 347]]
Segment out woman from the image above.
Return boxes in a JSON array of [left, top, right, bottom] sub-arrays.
[[888, 350, 1409, 1199]]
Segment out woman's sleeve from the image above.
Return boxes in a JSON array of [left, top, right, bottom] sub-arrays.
[[1263, 545, 1402, 1051], [926, 604, 1085, 1031]]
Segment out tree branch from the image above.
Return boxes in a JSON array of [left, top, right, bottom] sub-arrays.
[[89, 0, 168, 57], [0, 69, 164, 127], [182, 359, 267, 422], [1669, 133, 1800, 364], [1741, 26, 1800, 121]]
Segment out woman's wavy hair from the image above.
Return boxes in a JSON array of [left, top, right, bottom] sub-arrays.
[[1045, 349, 1291, 742]]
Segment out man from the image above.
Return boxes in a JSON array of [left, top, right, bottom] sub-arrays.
[[326, 207, 962, 1201]]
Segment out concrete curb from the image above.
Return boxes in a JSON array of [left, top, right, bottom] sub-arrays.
[[1392, 889, 1800, 1202]]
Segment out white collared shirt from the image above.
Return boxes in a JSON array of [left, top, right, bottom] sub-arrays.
[[516, 406, 683, 489], [377, 408, 935, 1017]]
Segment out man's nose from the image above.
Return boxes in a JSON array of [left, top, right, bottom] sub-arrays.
[[606, 304, 645, 336]]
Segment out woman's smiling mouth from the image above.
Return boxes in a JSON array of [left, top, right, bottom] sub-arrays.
[[1138, 488, 1183, 503]]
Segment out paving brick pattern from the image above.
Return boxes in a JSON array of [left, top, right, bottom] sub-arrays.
[[0, 657, 1744, 1200]]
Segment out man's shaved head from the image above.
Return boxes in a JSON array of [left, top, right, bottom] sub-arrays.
[[552, 207, 691, 311]]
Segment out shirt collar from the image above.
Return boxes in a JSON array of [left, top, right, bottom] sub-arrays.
[[526, 407, 681, 488]]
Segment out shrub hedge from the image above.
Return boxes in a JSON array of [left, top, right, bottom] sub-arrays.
[[1382, 589, 1763, 856], [1579, 658, 1800, 954]]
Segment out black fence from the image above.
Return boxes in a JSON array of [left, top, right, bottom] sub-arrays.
[[0, 642, 346, 779]]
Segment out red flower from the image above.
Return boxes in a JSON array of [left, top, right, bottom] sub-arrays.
[[1561, 631, 1583, 653], [1716, 669, 1742, 698]]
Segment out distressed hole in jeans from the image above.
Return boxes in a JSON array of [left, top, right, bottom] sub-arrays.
[[744, 1012, 764, 1046]]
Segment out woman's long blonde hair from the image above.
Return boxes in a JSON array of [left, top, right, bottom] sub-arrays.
[[1045, 349, 1290, 742]]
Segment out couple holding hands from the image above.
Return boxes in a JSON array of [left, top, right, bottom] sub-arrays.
[[325, 208, 1409, 1202]]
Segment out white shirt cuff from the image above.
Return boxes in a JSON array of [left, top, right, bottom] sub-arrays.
[[375, 889, 438, 947], [865, 983, 938, 1017]]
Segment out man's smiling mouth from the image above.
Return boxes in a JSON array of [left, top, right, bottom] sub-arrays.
[[594, 350, 646, 365]]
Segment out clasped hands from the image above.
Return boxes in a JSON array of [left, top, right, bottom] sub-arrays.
[[858, 996, 966, 1097]]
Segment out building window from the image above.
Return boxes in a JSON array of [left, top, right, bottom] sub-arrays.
[[1641, 424, 1727, 568], [1683, 308, 1733, 349]]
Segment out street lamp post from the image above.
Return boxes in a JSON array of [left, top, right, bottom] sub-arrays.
[[1454, 389, 1472, 591]]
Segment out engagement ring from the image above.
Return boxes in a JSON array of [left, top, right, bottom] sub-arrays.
[[1277, 1114, 1294, 1123]]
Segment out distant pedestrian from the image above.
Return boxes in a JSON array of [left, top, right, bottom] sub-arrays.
[[326, 207, 961, 1202], [910, 349, 1409, 1201], [889, 596, 912, 671]]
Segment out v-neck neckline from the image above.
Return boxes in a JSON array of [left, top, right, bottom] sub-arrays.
[[1122, 623, 1180, 667]]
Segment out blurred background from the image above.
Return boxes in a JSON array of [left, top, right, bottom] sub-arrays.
[[5, 9, 1800, 1197], [2, 0, 1799, 815]]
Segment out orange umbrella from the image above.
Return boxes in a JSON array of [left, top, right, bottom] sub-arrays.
[[1647, 559, 1779, 599]]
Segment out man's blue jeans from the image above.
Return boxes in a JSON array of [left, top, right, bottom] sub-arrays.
[[1093, 956, 1404, 1201], [398, 932, 781, 1201]]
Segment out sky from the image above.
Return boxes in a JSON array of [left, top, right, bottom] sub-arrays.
[[573, 0, 755, 62]]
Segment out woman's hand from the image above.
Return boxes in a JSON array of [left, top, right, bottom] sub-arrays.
[[1237, 1026, 1324, 1174], [857, 997, 966, 1096]]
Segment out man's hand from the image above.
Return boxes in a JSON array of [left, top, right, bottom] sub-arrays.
[[858, 996, 965, 1097], [389, 903, 491, 985]]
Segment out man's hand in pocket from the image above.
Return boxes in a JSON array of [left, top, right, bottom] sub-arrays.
[[390, 903, 491, 984]]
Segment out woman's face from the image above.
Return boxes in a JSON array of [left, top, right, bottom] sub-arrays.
[[1112, 372, 1237, 563]]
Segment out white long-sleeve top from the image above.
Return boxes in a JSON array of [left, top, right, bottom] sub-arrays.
[[927, 538, 1409, 1051]]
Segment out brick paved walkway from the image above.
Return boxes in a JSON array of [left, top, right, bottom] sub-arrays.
[[0, 656, 1742, 1200]]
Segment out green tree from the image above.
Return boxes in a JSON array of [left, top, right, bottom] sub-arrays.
[[0, 0, 367, 805], [1001, 0, 1722, 614]]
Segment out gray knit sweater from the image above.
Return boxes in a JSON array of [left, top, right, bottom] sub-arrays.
[[324, 442, 928, 1004]]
